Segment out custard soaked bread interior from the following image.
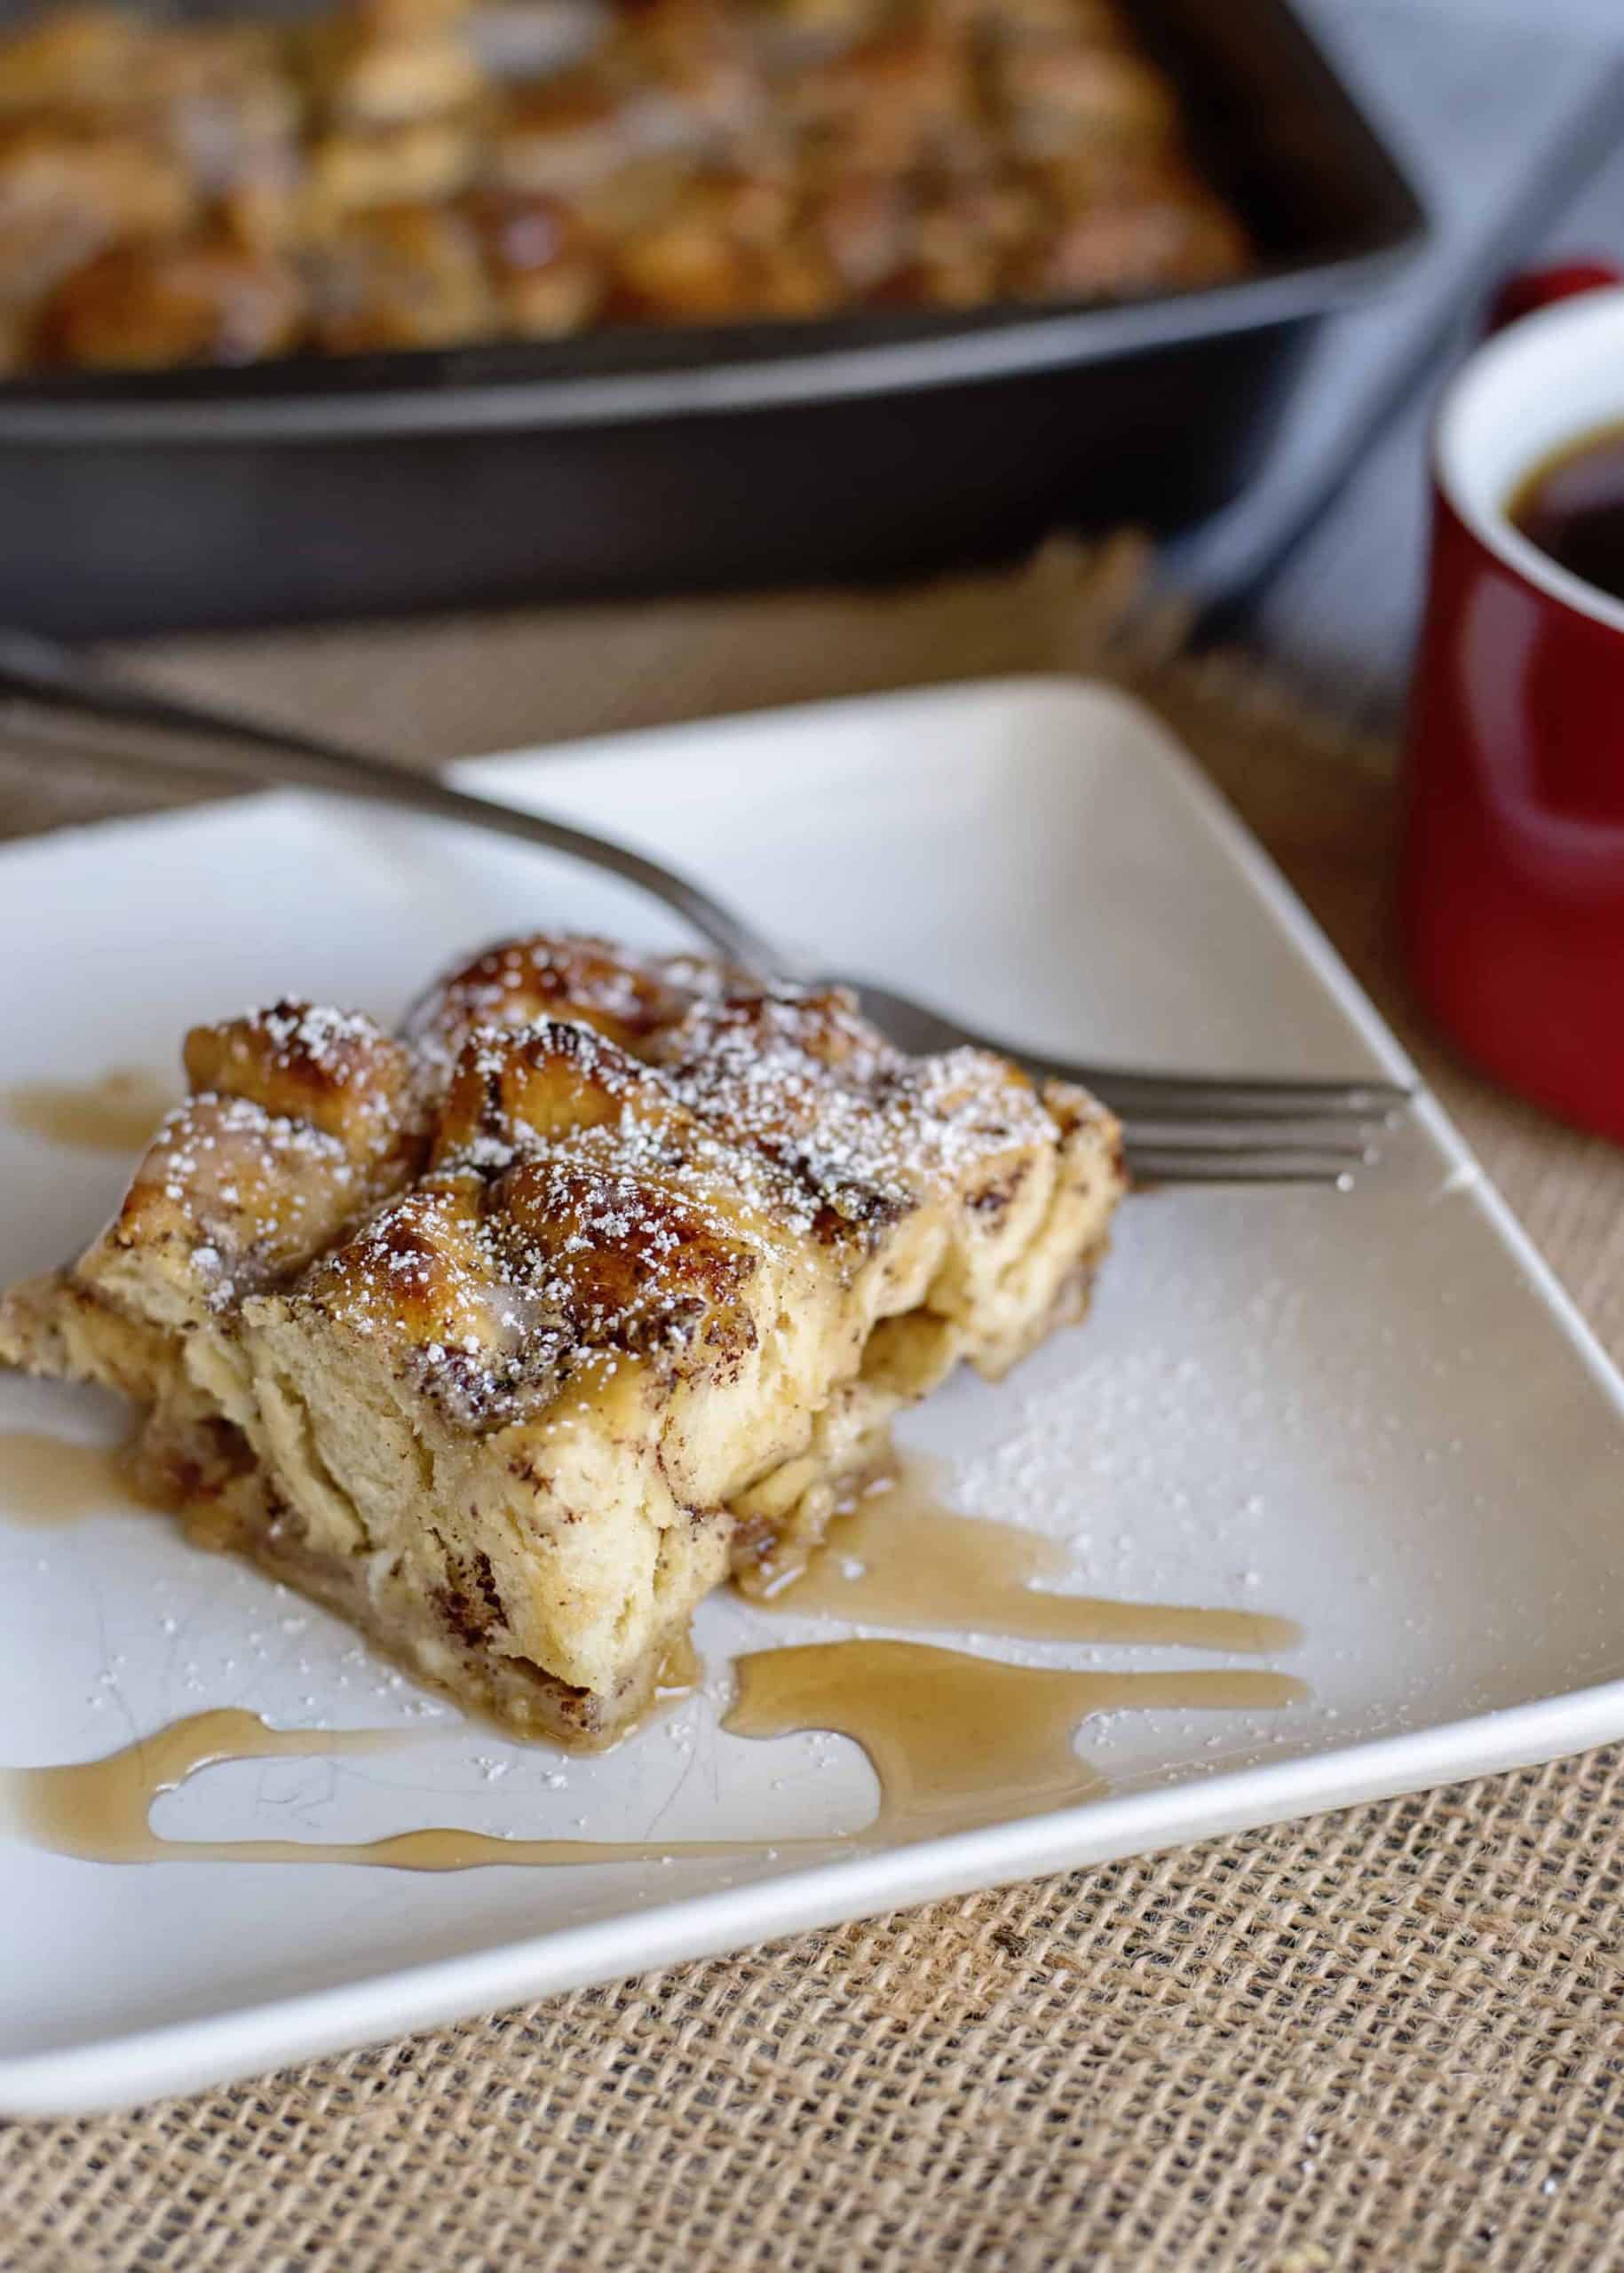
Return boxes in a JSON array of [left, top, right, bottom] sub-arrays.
[[0, 936, 1125, 1745]]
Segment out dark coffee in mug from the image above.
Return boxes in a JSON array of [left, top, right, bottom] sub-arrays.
[[1401, 282, 1624, 1144], [1509, 420, 1624, 606]]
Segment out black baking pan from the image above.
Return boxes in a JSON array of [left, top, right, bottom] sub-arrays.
[[0, 0, 1425, 637]]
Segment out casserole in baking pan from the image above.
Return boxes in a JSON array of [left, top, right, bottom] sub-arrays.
[[0, 0, 1424, 631]]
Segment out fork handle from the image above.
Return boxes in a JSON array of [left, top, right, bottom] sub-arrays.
[[0, 625, 794, 980]]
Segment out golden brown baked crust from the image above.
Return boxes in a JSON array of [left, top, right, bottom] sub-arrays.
[[43, 231, 306, 367], [1, 935, 1125, 1746], [0, 0, 1249, 375]]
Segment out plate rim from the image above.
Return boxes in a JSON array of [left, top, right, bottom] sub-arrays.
[[4, 672, 1622, 2115], [7, 1667, 1624, 2116]]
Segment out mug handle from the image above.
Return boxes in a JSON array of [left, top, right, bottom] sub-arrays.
[[1486, 259, 1622, 336]]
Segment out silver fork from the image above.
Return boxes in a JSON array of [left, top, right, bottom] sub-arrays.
[[0, 627, 1410, 1187]]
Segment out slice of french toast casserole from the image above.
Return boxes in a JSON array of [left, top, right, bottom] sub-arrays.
[[1, 935, 1125, 1746]]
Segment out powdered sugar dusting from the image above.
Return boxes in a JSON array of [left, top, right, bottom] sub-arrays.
[[111, 933, 1114, 1433]]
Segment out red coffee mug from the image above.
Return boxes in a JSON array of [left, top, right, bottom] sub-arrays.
[[1398, 275, 1624, 1142]]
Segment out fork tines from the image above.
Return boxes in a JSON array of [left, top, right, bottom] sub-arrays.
[[1098, 1073, 1410, 1120], [1121, 1096, 1401, 1189], [1129, 1147, 1363, 1190]]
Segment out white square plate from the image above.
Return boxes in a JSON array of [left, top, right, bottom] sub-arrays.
[[4, 678, 1622, 2117]]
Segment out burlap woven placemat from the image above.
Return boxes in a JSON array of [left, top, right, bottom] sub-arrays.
[[4, 540, 1623, 2271]]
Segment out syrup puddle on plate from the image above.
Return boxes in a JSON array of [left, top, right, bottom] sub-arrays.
[[3, 1443, 1304, 1867], [3, 1647, 1304, 1870], [0, 1709, 756, 1871], [728, 1640, 1304, 1836], [0, 1429, 143, 1529], [3, 1069, 176, 1153], [738, 1452, 1301, 1657]]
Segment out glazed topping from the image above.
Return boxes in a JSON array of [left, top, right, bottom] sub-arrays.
[[184, 998, 426, 1168], [155, 936, 1081, 1422]]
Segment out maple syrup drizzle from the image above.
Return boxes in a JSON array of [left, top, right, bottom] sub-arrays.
[[0, 1429, 142, 1529], [3, 1069, 176, 1153], [727, 1640, 1306, 1835], [738, 1453, 1300, 1658], [4, 1645, 1304, 1868], [0, 1709, 753, 1871], [4, 1427, 1304, 1865]]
